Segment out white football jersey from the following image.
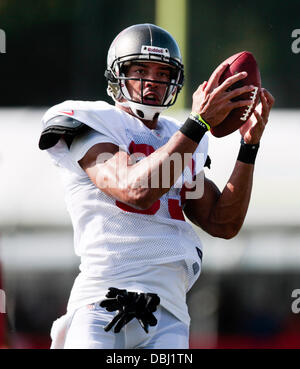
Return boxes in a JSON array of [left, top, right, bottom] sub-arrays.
[[42, 100, 209, 326]]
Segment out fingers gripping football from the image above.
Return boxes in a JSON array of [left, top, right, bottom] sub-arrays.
[[239, 88, 275, 144], [192, 70, 254, 128], [192, 51, 262, 137], [259, 88, 275, 124]]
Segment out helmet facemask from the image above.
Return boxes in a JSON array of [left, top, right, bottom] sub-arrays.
[[110, 60, 183, 120], [106, 60, 183, 121]]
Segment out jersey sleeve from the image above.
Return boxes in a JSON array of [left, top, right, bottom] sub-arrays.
[[69, 127, 120, 166], [41, 100, 130, 175], [42, 100, 129, 146]]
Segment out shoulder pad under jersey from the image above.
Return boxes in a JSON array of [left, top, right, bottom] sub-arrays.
[[39, 115, 87, 150]]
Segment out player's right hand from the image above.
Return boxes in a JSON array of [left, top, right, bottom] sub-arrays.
[[191, 63, 255, 128]]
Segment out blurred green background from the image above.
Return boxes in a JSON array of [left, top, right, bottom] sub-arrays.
[[0, 0, 298, 107], [0, 0, 300, 350]]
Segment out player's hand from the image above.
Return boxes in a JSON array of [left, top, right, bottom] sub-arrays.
[[192, 63, 255, 128], [239, 88, 275, 144]]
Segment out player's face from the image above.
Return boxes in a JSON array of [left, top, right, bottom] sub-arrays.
[[124, 62, 172, 106]]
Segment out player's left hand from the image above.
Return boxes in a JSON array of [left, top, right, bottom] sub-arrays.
[[239, 88, 275, 144]]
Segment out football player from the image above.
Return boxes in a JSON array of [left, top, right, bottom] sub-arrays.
[[39, 23, 274, 349]]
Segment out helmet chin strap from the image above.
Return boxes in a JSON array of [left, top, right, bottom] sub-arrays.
[[113, 97, 167, 121], [127, 101, 167, 121]]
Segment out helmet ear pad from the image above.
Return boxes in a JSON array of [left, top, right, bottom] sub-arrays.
[[104, 69, 118, 83], [105, 68, 123, 101]]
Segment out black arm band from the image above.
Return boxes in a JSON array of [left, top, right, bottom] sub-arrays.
[[179, 117, 208, 144], [237, 138, 260, 165]]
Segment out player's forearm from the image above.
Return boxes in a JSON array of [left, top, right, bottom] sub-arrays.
[[130, 131, 198, 207], [208, 160, 254, 238], [99, 131, 198, 209]]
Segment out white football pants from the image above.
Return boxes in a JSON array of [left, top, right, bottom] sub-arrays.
[[63, 303, 189, 349]]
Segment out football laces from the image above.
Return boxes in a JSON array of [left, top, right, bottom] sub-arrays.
[[240, 86, 259, 121]]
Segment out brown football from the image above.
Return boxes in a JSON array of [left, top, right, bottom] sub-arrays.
[[209, 51, 261, 137]]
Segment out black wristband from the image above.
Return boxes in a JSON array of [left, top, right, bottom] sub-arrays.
[[237, 138, 260, 164], [179, 117, 208, 143]]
